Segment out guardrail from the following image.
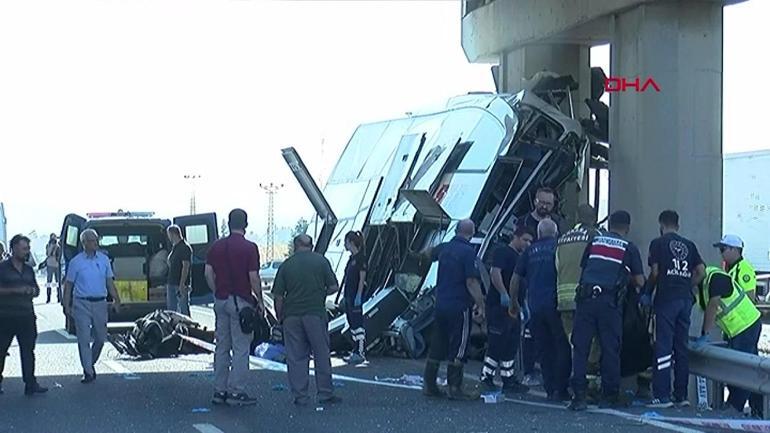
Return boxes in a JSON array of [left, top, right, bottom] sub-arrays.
[[688, 342, 770, 419]]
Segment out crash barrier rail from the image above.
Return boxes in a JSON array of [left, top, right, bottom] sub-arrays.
[[688, 342, 770, 419]]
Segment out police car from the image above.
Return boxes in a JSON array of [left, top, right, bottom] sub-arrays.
[[60, 210, 218, 333]]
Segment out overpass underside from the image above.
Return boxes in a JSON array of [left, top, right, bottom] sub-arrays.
[[462, 0, 745, 266]]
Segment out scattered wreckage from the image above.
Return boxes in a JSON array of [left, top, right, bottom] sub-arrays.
[[283, 72, 609, 361]]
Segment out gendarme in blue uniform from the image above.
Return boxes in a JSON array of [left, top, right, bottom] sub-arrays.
[[572, 231, 643, 399]]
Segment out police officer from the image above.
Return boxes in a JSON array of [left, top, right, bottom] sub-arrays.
[[642, 210, 705, 408], [480, 226, 533, 394], [693, 266, 762, 417], [569, 211, 644, 410], [510, 219, 571, 402], [422, 219, 485, 401], [714, 235, 757, 303]]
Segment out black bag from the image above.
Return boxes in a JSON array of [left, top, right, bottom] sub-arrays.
[[620, 288, 653, 377]]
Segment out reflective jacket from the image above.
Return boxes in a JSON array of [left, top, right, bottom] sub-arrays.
[[697, 266, 760, 339]]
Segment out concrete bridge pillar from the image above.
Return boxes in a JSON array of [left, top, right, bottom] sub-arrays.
[[608, 1, 723, 265]]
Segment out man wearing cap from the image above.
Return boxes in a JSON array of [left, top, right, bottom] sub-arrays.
[[643, 210, 705, 408], [569, 210, 644, 410], [714, 235, 757, 303]]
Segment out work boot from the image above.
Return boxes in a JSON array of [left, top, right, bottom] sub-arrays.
[[422, 359, 445, 398], [447, 363, 479, 401], [480, 376, 498, 394], [24, 382, 48, 396], [501, 379, 529, 395], [568, 393, 588, 411]]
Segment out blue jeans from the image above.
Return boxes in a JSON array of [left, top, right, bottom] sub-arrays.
[[727, 320, 762, 413], [166, 284, 191, 316]]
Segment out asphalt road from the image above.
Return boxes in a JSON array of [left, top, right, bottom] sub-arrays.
[[0, 296, 746, 433]]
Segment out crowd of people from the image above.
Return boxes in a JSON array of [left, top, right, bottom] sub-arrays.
[[420, 186, 764, 418], [0, 197, 764, 419]]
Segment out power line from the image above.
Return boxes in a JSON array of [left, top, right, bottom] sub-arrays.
[[259, 182, 284, 261]]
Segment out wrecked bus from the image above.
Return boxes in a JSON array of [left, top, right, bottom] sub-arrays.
[[283, 75, 597, 359]]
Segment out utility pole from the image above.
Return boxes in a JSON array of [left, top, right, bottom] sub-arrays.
[[184, 174, 202, 215], [259, 182, 284, 262]]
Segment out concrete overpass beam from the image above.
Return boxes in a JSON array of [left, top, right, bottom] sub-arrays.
[[608, 1, 723, 264]]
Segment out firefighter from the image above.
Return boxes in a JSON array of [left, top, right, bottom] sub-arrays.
[[480, 226, 533, 394], [643, 210, 705, 408], [569, 211, 644, 410], [714, 235, 757, 303], [693, 266, 762, 417], [422, 219, 485, 400]]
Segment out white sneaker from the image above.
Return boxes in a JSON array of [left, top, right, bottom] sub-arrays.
[[646, 398, 674, 408]]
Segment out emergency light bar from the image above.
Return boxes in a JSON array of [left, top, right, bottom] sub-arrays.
[[86, 210, 155, 219]]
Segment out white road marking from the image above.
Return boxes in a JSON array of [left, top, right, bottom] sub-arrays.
[[54, 329, 77, 340], [180, 335, 708, 432], [103, 360, 135, 376], [503, 399, 705, 433], [193, 424, 225, 433]]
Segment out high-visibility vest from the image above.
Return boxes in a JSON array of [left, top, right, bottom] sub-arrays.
[[727, 257, 756, 297], [698, 266, 760, 339]]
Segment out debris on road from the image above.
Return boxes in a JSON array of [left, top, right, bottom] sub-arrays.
[[374, 374, 423, 387], [109, 310, 212, 359]]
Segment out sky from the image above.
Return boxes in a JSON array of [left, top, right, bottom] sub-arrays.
[[0, 0, 767, 242]]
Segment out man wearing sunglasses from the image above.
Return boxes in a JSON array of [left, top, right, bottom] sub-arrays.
[[714, 235, 757, 304]]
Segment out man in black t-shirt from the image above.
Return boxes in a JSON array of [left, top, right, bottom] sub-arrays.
[[0, 235, 48, 396], [166, 225, 193, 316], [480, 226, 533, 394], [644, 210, 705, 408]]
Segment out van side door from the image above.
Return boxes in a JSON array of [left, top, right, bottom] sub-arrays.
[[60, 214, 87, 267], [173, 213, 218, 302]]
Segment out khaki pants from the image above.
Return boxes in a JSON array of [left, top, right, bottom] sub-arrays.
[[73, 298, 108, 375], [284, 315, 334, 401], [561, 310, 601, 374], [214, 297, 252, 394]]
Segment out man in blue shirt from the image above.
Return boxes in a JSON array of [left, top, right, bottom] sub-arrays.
[[422, 219, 485, 401], [480, 226, 533, 394], [510, 219, 570, 402], [63, 229, 122, 384], [569, 211, 645, 410], [644, 210, 704, 408]]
